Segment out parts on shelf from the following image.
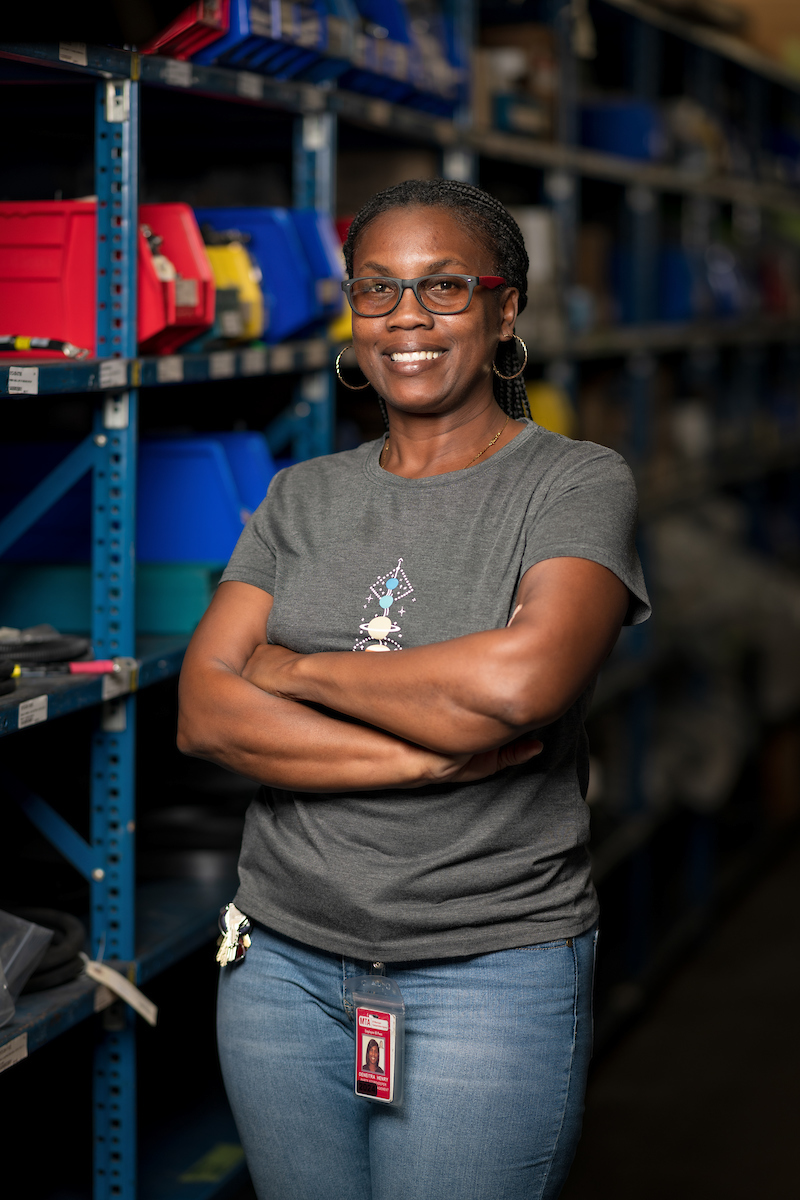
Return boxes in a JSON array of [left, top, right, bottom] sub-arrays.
[[15, 909, 87, 993], [0, 336, 89, 359], [199, 227, 265, 343], [0, 201, 216, 358], [0, 434, 276, 634], [141, 0, 231, 60], [194, 205, 337, 341], [0, 909, 54, 1024], [139, 203, 216, 354], [0, 625, 91, 664]]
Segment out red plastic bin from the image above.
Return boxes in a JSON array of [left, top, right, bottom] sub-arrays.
[[140, 0, 230, 61], [0, 200, 215, 358]]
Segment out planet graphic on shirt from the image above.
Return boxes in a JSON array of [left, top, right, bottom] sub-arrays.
[[353, 566, 412, 652]]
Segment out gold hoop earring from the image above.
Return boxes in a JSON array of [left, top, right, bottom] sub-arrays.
[[492, 334, 528, 381], [335, 345, 371, 391]]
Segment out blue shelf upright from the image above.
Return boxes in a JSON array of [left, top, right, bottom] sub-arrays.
[[91, 74, 140, 1200]]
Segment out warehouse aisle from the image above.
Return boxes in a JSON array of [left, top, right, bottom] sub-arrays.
[[561, 837, 800, 1200]]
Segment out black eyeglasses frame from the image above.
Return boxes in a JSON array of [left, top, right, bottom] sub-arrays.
[[341, 274, 508, 318]]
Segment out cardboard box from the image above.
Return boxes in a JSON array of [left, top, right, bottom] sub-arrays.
[[727, 0, 800, 74]]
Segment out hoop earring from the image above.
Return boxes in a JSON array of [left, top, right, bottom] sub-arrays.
[[492, 334, 528, 381], [335, 345, 371, 391]]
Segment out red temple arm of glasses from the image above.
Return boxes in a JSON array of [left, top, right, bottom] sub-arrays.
[[478, 276, 507, 288]]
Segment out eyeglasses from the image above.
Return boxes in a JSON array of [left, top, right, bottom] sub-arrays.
[[341, 274, 507, 318]]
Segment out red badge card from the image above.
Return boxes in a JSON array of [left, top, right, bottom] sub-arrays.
[[355, 1006, 396, 1103]]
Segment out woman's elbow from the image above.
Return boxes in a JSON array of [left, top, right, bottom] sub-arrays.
[[176, 708, 217, 760]]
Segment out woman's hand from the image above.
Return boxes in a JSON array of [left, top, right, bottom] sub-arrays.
[[432, 733, 544, 785], [241, 642, 299, 693]]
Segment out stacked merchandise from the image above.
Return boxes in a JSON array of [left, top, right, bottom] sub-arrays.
[[142, 0, 466, 117]]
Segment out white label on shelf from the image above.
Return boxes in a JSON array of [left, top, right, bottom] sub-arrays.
[[0, 1034, 28, 1074], [220, 310, 244, 337], [368, 100, 391, 126], [237, 72, 263, 101], [209, 351, 236, 379], [94, 984, 116, 1013], [163, 59, 193, 88], [304, 341, 328, 369], [156, 356, 184, 384], [175, 278, 199, 309], [103, 393, 129, 429], [102, 698, 127, 732], [242, 348, 267, 376], [270, 345, 293, 372], [59, 43, 88, 66], [299, 85, 325, 112], [99, 359, 127, 389], [18, 695, 48, 729], [8, 366, 39, 395]]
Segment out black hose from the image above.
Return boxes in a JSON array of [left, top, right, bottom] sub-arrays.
[[15, 909, 86, 992]]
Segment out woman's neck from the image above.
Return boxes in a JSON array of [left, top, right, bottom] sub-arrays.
[[380, 401, 524, 479]]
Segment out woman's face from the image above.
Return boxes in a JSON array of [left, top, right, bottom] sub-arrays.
[[350, 206, 518, 418], [367, 1043, 380, 1067]]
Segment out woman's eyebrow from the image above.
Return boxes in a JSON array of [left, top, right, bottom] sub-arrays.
[[358, 257, 469, 275]]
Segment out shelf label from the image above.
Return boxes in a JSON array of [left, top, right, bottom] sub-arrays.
[[163, 59, 193, 88], [99, 359, 128, 390], [304, 341, 329, 369], [59, 43, 88, 66], [8, 367, 39, 395], [270, 345, 294, 372], [156, 356, 184, 384], [367, 100, 391, 127], [104, 393, 129, 430], [209, 351, 236, 379], [241, 348, 267, 376], [18, 695, 48, 729], [237, 72, 263, 101], [0, 1033, 28, 1075]]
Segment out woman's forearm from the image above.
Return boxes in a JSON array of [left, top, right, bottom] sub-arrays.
[[177, 661, 453, 792], [247, 630, 534, 756]]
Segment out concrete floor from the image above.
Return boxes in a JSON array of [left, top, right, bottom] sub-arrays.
[[562, 836, 800, 1200]]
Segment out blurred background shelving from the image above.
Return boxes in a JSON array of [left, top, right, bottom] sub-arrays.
[[1, 1, 799, 1196]]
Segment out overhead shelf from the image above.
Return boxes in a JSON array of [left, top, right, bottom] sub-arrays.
[[0, 637, 188, 738], [0, 875, 236, 1062], [2, 44, 799, 214], [532, 315, 800, 362]]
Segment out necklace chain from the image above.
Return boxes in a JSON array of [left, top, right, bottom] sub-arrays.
[[380, 413, 510, 472]]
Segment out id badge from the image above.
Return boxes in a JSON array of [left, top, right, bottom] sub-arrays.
[[348, 969, 405, 1107]]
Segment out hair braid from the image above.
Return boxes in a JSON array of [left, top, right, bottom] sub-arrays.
[[343, 179, 531, 424]]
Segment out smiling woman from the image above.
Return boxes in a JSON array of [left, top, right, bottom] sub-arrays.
[[177, 179, 651, 1200]]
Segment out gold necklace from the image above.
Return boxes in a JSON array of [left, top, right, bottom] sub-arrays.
[[380, 414, 510, 471]]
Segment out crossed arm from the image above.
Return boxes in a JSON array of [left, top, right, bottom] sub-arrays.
[[177, 557, 629, 792]]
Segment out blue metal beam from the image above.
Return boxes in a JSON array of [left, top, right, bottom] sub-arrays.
[[4, 775, 104, 881], [0, 435, 96, 557]]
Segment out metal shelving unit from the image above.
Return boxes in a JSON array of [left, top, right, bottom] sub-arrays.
[[2, 0, 799, 1188]]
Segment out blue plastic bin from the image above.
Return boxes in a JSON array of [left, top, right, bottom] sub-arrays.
[[580, 100, 667, 162], [194, 206, 318, 342]]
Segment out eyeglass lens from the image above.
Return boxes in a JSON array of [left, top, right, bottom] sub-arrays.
[[349, 275, 472, 316]]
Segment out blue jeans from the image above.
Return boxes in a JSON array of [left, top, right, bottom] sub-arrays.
[[217, 923, 598, 1200]]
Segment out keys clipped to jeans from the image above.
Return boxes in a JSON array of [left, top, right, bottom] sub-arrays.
[[346, 963, 406, 1107], [216, 902, 252, 967]]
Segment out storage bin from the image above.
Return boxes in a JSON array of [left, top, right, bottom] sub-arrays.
[[580, 99, 667, 162], [203, 238, 265, 340], [193, 206, 317, 341], [0, 201, 215, 358], [141, 0, 230, 60], [0, 434, 276, 564]]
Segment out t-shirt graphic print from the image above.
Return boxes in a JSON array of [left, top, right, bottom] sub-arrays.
[[354, 557, 416, 651]]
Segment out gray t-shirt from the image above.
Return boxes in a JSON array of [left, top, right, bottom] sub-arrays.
[[221, 420, 650, 961]]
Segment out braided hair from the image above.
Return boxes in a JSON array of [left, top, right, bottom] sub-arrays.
[[343, 179, 530, 424]]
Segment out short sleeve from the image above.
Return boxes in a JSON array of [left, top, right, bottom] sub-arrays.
[[520, 443, 651, 625], [219, 482, 278, 596]]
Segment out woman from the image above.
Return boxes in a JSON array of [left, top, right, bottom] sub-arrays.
[[363, 1039, 384, 1075], [178, 179, 650, 1200]]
